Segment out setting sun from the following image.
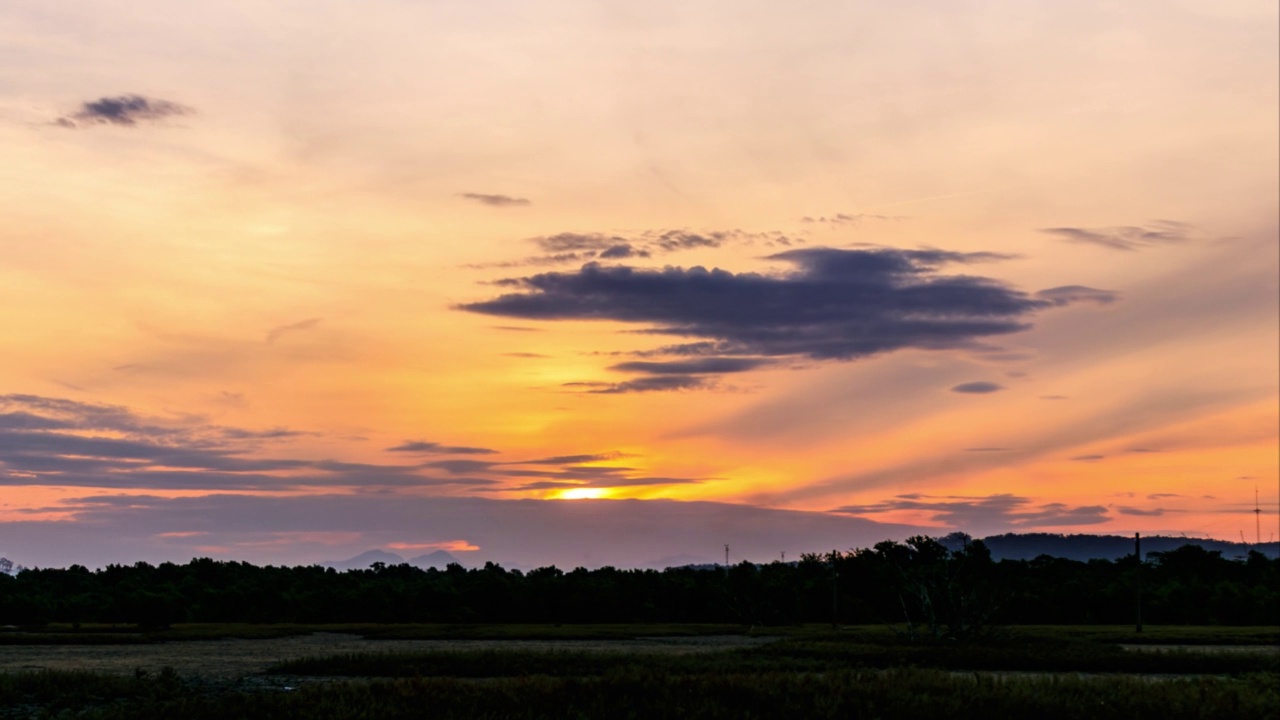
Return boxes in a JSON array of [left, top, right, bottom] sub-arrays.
[[557, 488, 610, 501]]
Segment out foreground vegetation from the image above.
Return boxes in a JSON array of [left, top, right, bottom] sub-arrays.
[[269, 634, 1279, 678], [3, 537, 1277, 630], [2, 630, 1277, 720], [3, 667, 1276, 720]]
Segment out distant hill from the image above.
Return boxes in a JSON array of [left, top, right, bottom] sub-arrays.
[[321, 549, 465, 571], [643, 554, 718, 570], [964, 533, 1280, 561], [320, 549, 405, 571], [406, 550, 463, 570]]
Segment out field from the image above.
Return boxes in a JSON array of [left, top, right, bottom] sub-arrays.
[[0, 624, 1276, 718]]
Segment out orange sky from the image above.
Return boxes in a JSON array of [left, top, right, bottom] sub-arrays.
[[0, 1, 1276, 567]]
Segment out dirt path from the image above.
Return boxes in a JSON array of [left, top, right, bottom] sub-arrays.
[[0, 633, 777, 679]]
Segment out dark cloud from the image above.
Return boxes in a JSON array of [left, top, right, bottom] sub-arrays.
[[1116, 506, 1174, 517], [483, 229, 795, 269], [1040, 395, 1070, 400], [801, 213, 901, 226], [266, 318, 321, 344], [60, 94, 192, 128], [505, 476, 702, 491], [1040, 220, 1196, 251], [832, 493, 1109, 532], [950, 382, 1003, 394], [514, 451, 630, 466], [609, 358, 771, 375], [567, 376, 710, 394], [0, 395, 477, 491], [385, 441, 498, 455], [535, 233, 630, 253], [598, 244, 649, 259], [964, 447, 1010, 452], [1148, 493, 1183, 499], [461, 247, 1074, 364], [1035, 286, 1119, 306], [1071, 454, 1105, 462], [422, 459, 497, 475], [502, 352, 550, 358], [459, 193, 530, 207], [0, 395, 707, 495]]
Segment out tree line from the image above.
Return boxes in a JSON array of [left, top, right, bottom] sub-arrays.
[[1, 537, 1275, 633]]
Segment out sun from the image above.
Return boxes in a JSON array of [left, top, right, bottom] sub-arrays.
[[556, 488, 609, 500]]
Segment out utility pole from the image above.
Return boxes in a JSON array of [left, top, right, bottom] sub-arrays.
[[724, 544, 730, 577], [1255, 486, 1262, 545], [1134, 532, 1143, 634]]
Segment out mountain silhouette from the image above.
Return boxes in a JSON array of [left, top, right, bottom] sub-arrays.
[[407, 550, 463, 569], [321, 549, 465, 571]]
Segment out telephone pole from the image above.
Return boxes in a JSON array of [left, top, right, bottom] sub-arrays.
[[1255, 486, 1262, 545]]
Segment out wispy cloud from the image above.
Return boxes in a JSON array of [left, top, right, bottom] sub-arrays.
[[459, 193, 531, 207], [1040, 220, 1197, 251], [265, 318, 322, 344], [832, 493, 1109, 532], [472, 229, 799, 269], [385, 441, 498, 455], [950, 381, 1004, 394], [57, 94, 192, 128]]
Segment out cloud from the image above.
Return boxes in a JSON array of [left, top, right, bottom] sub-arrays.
[[59, 94, 192, 128], [514, 451, 631, 466], [608, 358, 771, 375], [832, 493, 1109, 533], [598, 244, 649, 259], [385, 441, 498, 455], [566, 376, 711, 394], [950, 381, 1003, 394], [1035, 286, 1119, 306], [1071, 454, 1105, 462], [479, 229, 795, 269], [1116, 506, 1175, 517], [265, 318, 322, 344], [461, 247, 1083, 365], [1040, 220, 1196, 251], [459, 193, 530, 207], [0, 394, 483, 491], [800, 213, 901, 226]]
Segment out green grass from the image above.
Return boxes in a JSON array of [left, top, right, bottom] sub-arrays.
[[269, 634, 1278, 679], [5, 622, 1275, 645], [6, 668, 1276, 720]]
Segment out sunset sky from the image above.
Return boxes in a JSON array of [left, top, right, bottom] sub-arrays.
[[1, 1, 1276, 569]]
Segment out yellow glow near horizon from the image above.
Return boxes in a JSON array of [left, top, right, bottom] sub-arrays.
[[556, 488, 610, 500]]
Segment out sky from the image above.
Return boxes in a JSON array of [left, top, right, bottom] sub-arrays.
[[0, 0, 1276, 569]]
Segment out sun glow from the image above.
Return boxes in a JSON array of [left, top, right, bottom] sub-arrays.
[[556, 488, 609, 500]]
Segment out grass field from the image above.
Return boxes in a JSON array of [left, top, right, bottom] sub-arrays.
[[0, 624, 1276, 718]]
